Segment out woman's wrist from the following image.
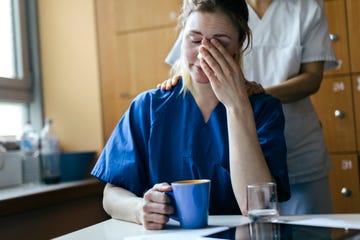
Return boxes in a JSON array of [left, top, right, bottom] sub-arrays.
[[135, 197, 144, 225]]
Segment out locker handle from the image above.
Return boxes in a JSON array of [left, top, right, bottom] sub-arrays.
[[329, 33, 339, 41], [341, 187, 352, 197], [334, 110, 345, 119]]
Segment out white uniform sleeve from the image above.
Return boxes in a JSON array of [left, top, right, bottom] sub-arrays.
[[165, 31, 183, 66], [301, 1, 338, 71]]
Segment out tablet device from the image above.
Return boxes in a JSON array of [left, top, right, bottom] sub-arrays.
[[204, 222, 360, 240]]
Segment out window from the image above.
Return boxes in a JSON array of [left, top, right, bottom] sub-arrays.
[[0, 0, 31, 100], [0, 0, 42, 139], [0, 102, 26, 137], [0, 0, 17, 79]]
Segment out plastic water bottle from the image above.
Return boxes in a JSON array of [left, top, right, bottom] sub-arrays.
[[40, 118, 61, 183], [20, 121, 41, 184]]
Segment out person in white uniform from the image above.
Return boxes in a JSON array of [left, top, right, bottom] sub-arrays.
[[162, 0, 338, 214]]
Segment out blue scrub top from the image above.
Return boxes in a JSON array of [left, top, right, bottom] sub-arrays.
[[91, 81, 290, 215]]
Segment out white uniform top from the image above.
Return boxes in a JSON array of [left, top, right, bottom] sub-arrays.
[[243, 0, 337, 184], [165, 0, 338, 184]]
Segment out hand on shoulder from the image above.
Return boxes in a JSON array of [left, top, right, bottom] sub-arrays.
[[157, 76, 264, 96]]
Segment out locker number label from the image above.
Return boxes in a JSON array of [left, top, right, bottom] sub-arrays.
[[333, 82, 345, 92], [341, 160, 353, 170]]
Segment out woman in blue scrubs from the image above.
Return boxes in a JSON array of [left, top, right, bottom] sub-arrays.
[[163, 0, 336, 215], [91, 0, 290, 230]]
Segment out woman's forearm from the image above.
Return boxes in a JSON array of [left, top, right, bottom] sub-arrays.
[[103, 183, 143, 224], [226, 103, 272, 214]]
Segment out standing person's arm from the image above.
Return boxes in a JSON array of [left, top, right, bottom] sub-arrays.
[[265, 61, 324, 103], [268, 0, 337, 104]]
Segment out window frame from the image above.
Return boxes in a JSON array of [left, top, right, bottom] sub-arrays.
[[0, 0, 43, 136], [0, 0, 32, 102]]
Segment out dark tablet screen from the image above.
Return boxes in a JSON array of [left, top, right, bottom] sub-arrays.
[[205, 222, 360, 240]]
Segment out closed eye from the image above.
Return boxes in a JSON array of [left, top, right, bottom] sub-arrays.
[[188, 31, 202, 45], [191, 40, 201, 44]]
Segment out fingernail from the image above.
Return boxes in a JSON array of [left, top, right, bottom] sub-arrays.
[[202, 38, 210, 46]]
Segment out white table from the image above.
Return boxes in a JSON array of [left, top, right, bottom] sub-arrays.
[[55, 214, 360, 240]]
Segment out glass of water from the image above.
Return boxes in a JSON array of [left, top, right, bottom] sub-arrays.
[[246, 182, 279, 222]]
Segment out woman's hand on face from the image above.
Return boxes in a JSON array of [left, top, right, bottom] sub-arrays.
[[140, 183, 174, 230], [199, 38, 248, 107]]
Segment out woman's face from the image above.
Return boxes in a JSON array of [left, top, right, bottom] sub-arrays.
[[182, 11, 240, 84]]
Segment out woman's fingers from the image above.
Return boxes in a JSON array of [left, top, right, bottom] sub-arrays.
[[200, 40, 224, 82], [142, 198, 173, 214], [200, 57, 217, 83], [144, 190, 169, 204], [200, 38, 249, 106], [209, 38, 238, 75], [142, 205, 170, 230], [171, 75, 181, 86], [144, 183, 172, 203], [142, 183, 173, 214], [142, 214, 169, 230], [152, 182, 172, 192], [200, 38, 238, 82], [141, 183, 174, 229], [158, 75, 181, 91]]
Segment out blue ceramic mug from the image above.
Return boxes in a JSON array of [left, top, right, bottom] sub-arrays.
[[167, 179, 211, 228]]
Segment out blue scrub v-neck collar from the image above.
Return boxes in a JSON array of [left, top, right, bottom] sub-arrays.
[[185, 90, 223, 126]]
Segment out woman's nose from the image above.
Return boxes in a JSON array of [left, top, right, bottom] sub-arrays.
[[197, 43, 204, 60], [197, 38, 210, 60]]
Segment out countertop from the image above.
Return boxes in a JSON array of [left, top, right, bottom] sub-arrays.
[[0, 178, 104, 216]]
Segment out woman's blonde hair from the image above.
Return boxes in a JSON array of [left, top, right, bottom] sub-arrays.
[[170, 0, 251, 93]]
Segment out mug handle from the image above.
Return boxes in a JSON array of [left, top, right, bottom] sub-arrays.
[[165, 191, 179, 222]]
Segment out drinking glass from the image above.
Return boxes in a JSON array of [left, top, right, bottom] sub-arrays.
[[246, 182, 279, 222]]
